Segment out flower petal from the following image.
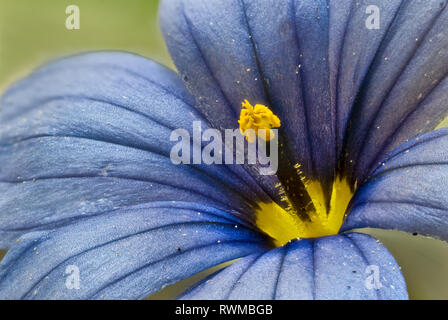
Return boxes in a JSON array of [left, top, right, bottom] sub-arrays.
[[343, 128, 448, 241], [330, 0, 403, 153], [0, 52, 269, 248], [179, 233, 407, 300], [0, 204, 266, 300], [342, 0, 448, 183]]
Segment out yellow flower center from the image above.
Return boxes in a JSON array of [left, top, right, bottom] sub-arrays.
[[256, 177, 353, 247], [238, 100, 281, 143]]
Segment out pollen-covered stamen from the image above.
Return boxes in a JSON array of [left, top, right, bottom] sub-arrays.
[[238, 99, 316, 221], [238, 100, 281, 143]]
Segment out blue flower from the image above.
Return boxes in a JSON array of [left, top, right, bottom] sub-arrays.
[[0, 0, 447, 300]]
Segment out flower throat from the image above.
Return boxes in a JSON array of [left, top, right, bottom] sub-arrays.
[[238, 100, 354, 247]]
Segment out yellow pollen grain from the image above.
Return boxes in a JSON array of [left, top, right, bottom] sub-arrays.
[[238, 100, 281, 143]]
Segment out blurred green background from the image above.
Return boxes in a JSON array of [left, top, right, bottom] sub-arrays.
[[0, 0, 447, 300], [0, 0, 172, 91]]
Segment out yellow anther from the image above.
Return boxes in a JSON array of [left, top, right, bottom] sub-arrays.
[[238, 100, 281, 143]]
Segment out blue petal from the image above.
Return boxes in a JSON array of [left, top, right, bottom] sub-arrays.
[[0, 204, 266, 300], [179, 233, 408, 300], [0, 52, 270, 248], [342, 0, 448, 183], [343, 128, 448, 241], [329, 0, 403, 154]]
